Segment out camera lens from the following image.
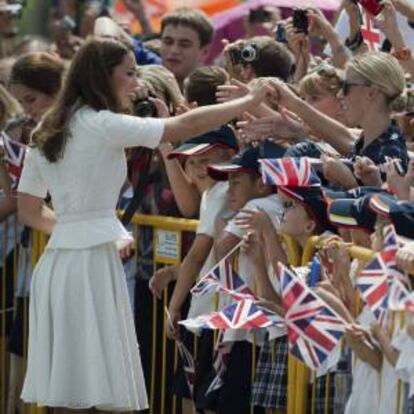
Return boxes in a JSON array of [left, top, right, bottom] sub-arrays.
[[241, 45, 257, 62], [133, 100, 157, 118]]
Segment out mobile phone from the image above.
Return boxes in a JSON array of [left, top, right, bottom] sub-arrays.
[[308, 256, 321, 288], [356, 0, 383, 16], [275, 23, 288, 43], [293, 9, 308, 34]]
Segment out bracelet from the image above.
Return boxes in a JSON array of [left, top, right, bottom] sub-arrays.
[[392, 47, 412, 61], [345, 31, 363, 52]]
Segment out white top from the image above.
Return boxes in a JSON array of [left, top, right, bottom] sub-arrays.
[[393, 330, 414, 397], [345, 306, 380, 414], [187, 181, 230, 323], [222, 194, 283, 343], [378, 313, 404, 414], [18, 106, 164, 250]]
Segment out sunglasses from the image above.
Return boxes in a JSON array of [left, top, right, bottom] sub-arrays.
[[341, 80, 371, 96]]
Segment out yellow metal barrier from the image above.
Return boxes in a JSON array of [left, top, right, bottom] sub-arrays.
[[0, 213, 407, 414]]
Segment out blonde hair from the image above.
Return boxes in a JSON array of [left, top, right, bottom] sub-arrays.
[[299, 63, 344, 98], [138, 65, 182, 110], [348, 52, 406, 105], [0, 85, 22, 131]]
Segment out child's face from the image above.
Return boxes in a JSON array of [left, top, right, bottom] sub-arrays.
[[185, 148, 230, 192], [279, 194, 314, 238], [227, 171, 262, 211]]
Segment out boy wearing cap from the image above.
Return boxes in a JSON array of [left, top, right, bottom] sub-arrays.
[[163, 127, 237, 413], [206, 146, 283, 413]]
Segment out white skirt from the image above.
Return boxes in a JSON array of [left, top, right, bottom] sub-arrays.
[[21, 242, 148, 411]]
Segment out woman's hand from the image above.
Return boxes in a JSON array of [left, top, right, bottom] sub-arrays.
[[285, 17, 310, 60], [216, 78, 250, 103], [322, 155, 358, 188], [386, 158, 414, 200], [354, 156, 383, 186], [268, 78, 300, 110], [236, 109, 304, 143], [149, 97, 170, 118], [119, 240, 135, 260], [307, 8, 334, 37]]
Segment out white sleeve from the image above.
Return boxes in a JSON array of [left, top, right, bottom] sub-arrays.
[[98, 110, 165, 149], [17, 148, 48, 198]]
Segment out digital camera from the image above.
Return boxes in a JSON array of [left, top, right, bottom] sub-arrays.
[[229, 44, 258, 65], [293, 9, 309, 34], [133, 99, 157, 118]]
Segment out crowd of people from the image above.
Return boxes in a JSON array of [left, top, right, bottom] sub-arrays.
[[0, 0, 414, 413]]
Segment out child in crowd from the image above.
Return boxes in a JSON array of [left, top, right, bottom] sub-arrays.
[[206, 146, 283, 414], [164, 126, 238, 413]]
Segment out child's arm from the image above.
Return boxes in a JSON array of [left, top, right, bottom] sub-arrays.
[[370, 323, 400, 367], [314, 285, 354, 324], [345, 324, 383, 371], [234, 208, 288, 269], [167, 234, 213, 339], [243, 232, 282, 305], [159, 143, 201, 218]]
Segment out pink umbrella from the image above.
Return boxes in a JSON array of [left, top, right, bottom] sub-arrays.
[[206, 0, 342, 62]]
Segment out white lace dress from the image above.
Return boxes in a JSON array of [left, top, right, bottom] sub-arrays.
[[18, 106, 164, 411]]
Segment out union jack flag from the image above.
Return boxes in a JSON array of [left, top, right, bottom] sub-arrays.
[[177, 340, 196, 397], [259, 157, 320, 187], [356, 255, 389, 319], [279, 263, 346, 370], [205, 331, 233, 394], [1, 133, 26, 192], [387, 278, 414, 312], [179, 299, 284, 331], [380, 225, 409, 286], [191, 256, 255, 300]]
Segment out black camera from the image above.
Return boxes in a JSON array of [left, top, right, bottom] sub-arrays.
[[293, 9, 309, 34], [229, 43, 258, 65], [248, 7, 273, 24], [133, 99, 157, 118]]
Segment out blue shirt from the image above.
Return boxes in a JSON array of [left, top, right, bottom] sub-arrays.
[[132, 38, 162, 66], [348, 121, 409, 173]]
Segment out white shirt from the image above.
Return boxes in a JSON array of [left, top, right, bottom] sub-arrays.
[[222, 194, 283, 343], [393, 330, 414, 398], [345, 306, 380, 414], [186, 181, 230, 323], [18, 106, 164, 250]]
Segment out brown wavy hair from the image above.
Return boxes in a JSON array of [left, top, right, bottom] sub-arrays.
[[10, 52, 65, 96], [32, 37, 132, 162]]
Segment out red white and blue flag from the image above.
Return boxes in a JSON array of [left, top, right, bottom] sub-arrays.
[[356, 255, 389, 319], [191, 256, 255, 300], [177, 340, 196, 397], [1, 133, 26, 192], [205, 331, 233, 394], [179, 299, 283, 331], [380, 225, 409, 286], [259, 157, 320, 187], [388, 279, 414, 312], [279, 263, 346, 370]]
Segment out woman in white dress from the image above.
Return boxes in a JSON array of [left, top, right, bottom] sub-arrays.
[[16, 37, 269, 413]]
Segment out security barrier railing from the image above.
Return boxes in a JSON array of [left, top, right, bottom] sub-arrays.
[[0, 215, 407, 414]]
